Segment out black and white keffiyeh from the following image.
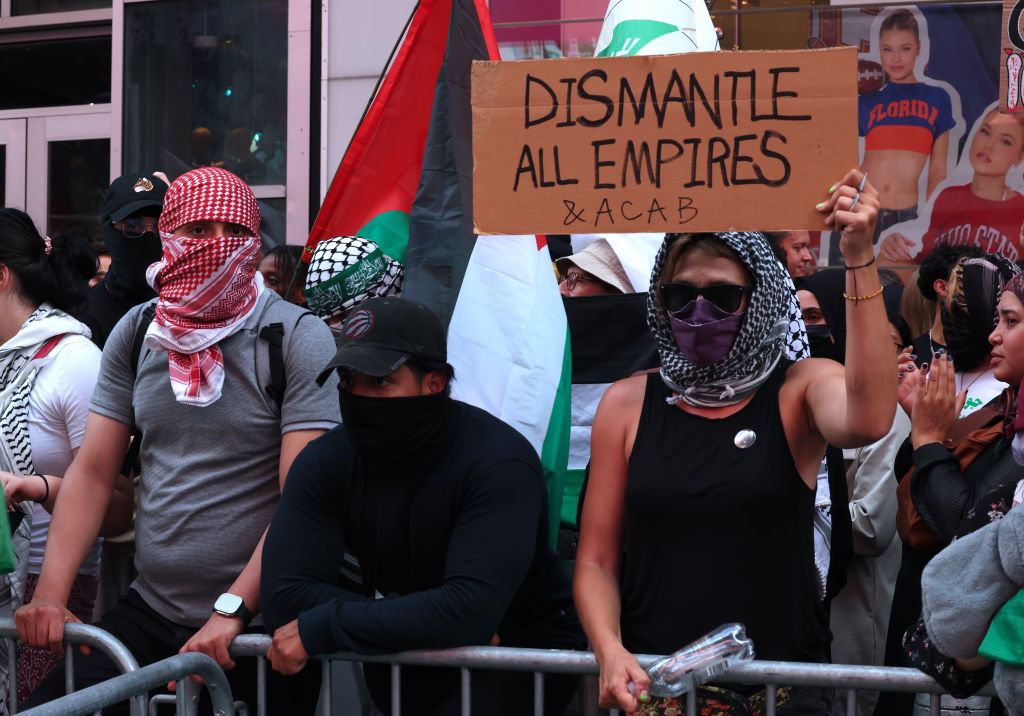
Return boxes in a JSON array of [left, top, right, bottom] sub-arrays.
[[647, 232, 810, 407], [304, 236, 404, 323]]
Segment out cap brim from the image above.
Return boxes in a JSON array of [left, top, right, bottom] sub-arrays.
[[317, 345, 411, 385], [109, 199, 164, 223]]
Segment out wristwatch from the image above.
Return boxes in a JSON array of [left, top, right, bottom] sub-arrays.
[[213, 593, 253, 627]]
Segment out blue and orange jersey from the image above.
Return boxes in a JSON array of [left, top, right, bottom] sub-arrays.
[[859, 82, 955, 155]]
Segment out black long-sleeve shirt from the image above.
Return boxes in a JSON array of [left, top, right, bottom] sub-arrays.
[[261, 400, 583, 658], [911, 438, 1024, 544]]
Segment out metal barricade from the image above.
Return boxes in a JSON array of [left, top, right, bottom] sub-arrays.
[[0, 618, 144, 716], [19, 653, 234, 716], [228, 636, 999, 716]]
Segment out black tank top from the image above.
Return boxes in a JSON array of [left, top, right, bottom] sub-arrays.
[[621, 365, 826, 662]]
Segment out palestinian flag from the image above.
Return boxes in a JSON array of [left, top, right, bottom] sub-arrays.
[[305, 0, 452, 263], [310, 0, 572, 543], [562, 294, 660, 529]]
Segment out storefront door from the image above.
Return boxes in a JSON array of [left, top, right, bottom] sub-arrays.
[[0, 109, 111, 242]]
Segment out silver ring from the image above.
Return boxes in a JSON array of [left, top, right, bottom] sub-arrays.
[[849, 192, 860, 212], [857, 172, 868, 191]]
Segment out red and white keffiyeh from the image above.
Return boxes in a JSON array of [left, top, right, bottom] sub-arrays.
[[144, 168, 264, 406]]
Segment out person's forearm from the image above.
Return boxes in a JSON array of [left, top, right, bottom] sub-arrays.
[[35, 467, 115, 604], [224, 530, 268, 617], [911, 446, 972, 544], [574, 560, 626, 661], [842, 261, 897, 441]]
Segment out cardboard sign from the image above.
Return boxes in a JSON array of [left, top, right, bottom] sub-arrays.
[[471, 48, 857, 235], [1002, 0, 1024, 112]]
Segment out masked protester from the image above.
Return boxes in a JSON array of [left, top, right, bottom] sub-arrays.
[[79, 173, 167, 349], [574, 170, 896, 716], [261, 296, 586, 716], [16, 167, 341, 715], [798, 273, 912, 716], [303, 235, 404, 333]]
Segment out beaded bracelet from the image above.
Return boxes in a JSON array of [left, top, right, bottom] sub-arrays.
[[843, 285, 884, 303]]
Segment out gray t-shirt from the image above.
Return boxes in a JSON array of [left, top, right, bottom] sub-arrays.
[[90, 291, 341, 626]]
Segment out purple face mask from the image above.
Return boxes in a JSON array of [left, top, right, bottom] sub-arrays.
[[669, 297, 745, 366]]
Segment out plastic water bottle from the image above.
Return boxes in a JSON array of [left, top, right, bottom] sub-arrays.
[[634, 623, 756, 698]]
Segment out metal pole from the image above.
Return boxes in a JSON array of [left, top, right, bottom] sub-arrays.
[[532, 672, 543, 716], [845, 688, 857, 715], [256, 656, 266, 716], [765, 684, 776, 716], [8, 638, 18, 714], [686, 690, 697, 716], [319, 660, 332, 716], [390, 664, 400, 716], [930, 693, 940, 716], [19, 653, 234, 716], [460, 668, 470, 716], [64, 645, 74, 696]]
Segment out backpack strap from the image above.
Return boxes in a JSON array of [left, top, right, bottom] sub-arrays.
[[259, 323, 286, 411], [121, 304, 156, 477]]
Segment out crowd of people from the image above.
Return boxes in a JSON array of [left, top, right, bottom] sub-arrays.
[[0, 163, 1021, 716]]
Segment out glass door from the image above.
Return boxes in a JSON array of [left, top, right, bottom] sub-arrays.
[[25, 112, 111, 243], [0, 119, 28, 211]]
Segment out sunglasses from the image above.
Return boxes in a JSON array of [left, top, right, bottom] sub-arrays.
[[116, 217, 159, 238], [659, 282, 753, 314]]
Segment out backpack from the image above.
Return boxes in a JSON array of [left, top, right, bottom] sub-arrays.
[[896, 388, 1013, 553], [119, 301, 293, 476]]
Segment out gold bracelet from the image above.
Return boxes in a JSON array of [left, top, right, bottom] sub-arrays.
[[843, 285, 884, 303]]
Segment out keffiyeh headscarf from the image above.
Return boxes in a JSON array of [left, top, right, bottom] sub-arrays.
[[144, 167, 264, 407], [648, 232, 809, 407], [304, 236, 404, 324], [942, 254, 1019, 371]]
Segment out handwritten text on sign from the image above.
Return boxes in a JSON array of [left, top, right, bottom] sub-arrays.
[[471, 48, 857, 234]]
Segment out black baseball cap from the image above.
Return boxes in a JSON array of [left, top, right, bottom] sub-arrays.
[[318, 297, 447, 383], [102, 172, 168, 224]]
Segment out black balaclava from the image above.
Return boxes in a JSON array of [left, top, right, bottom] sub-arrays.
[[337, 388, 457, 476], [101, 208, 163, 302]]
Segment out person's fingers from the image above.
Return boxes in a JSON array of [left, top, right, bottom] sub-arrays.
[[79, 644, 91, 657], [956, 389, 969, 416], [47, 616, 64, 656]]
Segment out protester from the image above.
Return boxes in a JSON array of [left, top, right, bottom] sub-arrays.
[[87, 234, 111, 288], [766, 230, 816, 278], [908, 245, 984, 366], [877, 253, 1018, 716], [259, 245, 307, 306], [261, 296, 586, 715], [79, 172, 168, 349], [556, 238, 635, 296], [0, 210, 102, 706], [574, 170, 894, 715], [303, 235, 404, 329], [15, 167, 341, 715], [880, 107, 1024, 264], [899, 269, 934, 339], [800, 274, 911, 716], [909, 271, 1024, 714]]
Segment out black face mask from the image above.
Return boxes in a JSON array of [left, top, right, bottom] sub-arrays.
[[806, 324, 843, 363], [337, 388, 456, 475], [101, 222, 163, 300]]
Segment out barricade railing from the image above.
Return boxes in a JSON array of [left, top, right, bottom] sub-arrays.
[[228, 635, 998, 716], [18, 653, 234, 716], [0, 618, 144, 716]]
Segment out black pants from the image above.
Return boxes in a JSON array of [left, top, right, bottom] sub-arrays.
[[22, 589, 321, 715]]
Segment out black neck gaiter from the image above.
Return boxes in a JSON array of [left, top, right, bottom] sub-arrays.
[[338, 389, 457, 475], [101, 223, 162, 301]]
